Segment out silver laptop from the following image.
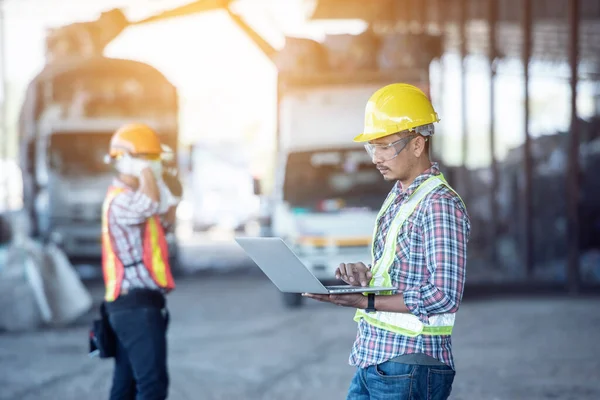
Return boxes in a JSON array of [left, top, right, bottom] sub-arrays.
[[235, 237, 394, 294]]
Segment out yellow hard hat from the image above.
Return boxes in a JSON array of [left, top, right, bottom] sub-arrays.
[[354, 83, 440, 143], [108, 123, 163, 159]]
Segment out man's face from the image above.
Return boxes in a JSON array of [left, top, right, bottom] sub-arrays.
[[366, 132, 426, 181]]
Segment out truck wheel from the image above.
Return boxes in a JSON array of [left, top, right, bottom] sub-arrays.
[[282, 292, 303, 308]]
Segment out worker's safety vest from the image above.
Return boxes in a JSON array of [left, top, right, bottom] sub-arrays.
[[353, 174, 464, 337], [101, 186, 175, 302]]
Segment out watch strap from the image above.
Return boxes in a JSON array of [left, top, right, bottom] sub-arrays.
[[365, 293, 376, 313]]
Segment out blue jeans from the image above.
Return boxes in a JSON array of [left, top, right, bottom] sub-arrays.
[[108, 307, 170, 400], [347, 362, 455, 400]]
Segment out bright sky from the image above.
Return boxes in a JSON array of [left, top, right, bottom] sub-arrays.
[[3, 0, 283, 147], [1, 0, 366, 157]]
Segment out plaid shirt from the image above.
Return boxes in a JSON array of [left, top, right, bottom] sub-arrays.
[[106, 179, 171, 293], [349, 163, 470, 370]]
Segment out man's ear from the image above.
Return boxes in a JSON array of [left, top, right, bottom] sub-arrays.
[[413, 136, 427, 158]]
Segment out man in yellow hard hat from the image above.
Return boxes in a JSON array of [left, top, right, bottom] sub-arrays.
[[304, 83, 470, 400], [102, 123, 179, 400]]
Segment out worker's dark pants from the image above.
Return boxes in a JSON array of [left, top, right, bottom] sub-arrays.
[[108, 307, 170, 400]]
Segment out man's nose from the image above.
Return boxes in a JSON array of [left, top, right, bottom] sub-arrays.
[[371, 151, 384, 164]]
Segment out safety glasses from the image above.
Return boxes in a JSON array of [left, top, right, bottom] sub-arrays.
[[364, 133, 418, 162]]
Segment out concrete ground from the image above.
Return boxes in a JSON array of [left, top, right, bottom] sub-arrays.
[[1, 270, 599, 400]]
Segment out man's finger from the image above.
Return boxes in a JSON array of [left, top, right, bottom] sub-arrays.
[[344, 263, 356, 283], [335, 264, 345, 279], [358, 270, 370, 287]]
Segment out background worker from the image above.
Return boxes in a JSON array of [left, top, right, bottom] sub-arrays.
[[304, 83, 471, 400], [102, 123, 179, 400]]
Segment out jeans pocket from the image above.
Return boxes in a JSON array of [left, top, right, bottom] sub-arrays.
[[369, 363, 414, 399], [427, 367, 455, 400], [374, 362, 415, 380]]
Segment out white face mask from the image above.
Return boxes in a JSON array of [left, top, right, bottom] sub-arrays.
[[147, 160, 163, 180], [114, 154, 161, 178]]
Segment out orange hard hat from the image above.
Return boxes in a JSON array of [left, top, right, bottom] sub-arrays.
[[109, 123, 162, 158]]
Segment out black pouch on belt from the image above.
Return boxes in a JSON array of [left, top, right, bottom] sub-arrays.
[[89, 302, 116, 359]]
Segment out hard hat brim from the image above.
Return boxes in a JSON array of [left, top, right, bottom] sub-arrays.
[[353, 131, 397, 143]]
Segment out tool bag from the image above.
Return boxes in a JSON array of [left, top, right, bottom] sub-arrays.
[[89, 302, 116, 358]]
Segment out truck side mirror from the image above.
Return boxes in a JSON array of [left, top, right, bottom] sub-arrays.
[[253, 178, 262, 195]]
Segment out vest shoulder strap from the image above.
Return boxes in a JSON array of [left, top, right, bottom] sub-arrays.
[[370, 175, 445, 284]]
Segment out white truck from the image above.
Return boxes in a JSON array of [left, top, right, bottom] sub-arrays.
[[267, 70, 430, 308], [18, 56, 180, 263]]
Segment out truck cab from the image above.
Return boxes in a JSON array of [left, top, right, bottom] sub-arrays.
[[19, 56, 180, 265]]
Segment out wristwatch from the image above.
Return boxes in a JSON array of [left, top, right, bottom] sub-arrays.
[[365, 293, 376, 313]]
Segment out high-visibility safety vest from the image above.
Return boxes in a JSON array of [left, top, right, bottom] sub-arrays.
[[101, 186, 175, 302], [354, 174, 464, 337]]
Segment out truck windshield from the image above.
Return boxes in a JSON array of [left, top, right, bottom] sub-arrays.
[[283, 148, 393, 211], [48, 132, 113, 176]]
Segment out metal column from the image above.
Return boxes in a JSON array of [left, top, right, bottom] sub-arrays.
[[0, 0, 7, 210], [567, 0, 581, 293], [488, 0, 499, 268], [459, 0, 470, 200], [522, 0, 534, 279]]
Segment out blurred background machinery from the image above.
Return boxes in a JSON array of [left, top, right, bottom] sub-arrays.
[[0, 2, 599, 399], [0, 0, 598, 296]]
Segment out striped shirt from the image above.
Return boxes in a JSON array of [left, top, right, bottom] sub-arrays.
[[106, 179, 170, 293], [349, 163, 470, 370]]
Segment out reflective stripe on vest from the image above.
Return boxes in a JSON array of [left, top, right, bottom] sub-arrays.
[[101, 186, 175, 302], [353, 174, 463, 337]]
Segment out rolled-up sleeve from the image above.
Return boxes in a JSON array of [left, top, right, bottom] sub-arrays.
[[160, 217, 172, 232], [403, 196, 470, 324], [159, 213, 175, 232], [110, 191, 160, 226]]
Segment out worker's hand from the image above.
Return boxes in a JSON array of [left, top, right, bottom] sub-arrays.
[[130, 158, 153, 178], [148, 160, 163, 180], [302, 293, 367, 309], [335, 262, 372, 287], [115, 154, 152, 178]]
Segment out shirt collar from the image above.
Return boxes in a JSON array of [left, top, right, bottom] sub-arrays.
[[392, 162, 440, 199]]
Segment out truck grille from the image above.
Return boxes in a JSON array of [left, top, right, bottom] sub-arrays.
[[70, 204, 102, 221]]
